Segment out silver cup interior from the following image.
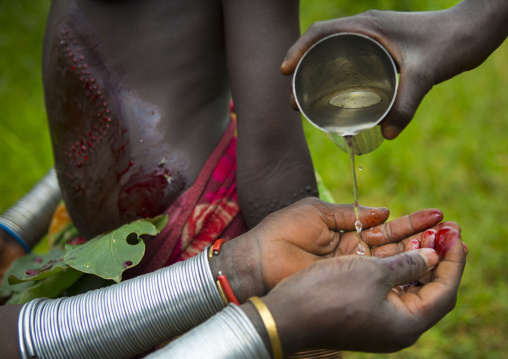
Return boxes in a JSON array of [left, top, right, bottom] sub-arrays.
[[294, 33, 398, 137]]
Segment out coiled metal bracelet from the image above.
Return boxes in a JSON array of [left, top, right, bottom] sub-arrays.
[[0, 168, 61, 252], [146, 304, 270, 359], [18, 249, 225, 358]]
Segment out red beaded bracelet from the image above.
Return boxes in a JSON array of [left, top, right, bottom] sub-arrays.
[[209, 239, 240, 306]]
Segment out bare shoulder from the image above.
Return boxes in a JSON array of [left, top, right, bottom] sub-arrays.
[[43, 0, 232, 237]]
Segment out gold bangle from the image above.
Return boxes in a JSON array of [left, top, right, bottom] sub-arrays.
[[215, 279, 229, 306], [248, 296, 283, 359]]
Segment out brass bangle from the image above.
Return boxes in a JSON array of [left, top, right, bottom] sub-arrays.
[[248, 296, 283, 359], [215, 279, 229, 306]]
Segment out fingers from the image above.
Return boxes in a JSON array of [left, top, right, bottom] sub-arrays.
[[281, 22, 330, 76], [300, 200, 389, 256], [400, 229, 465, 326], [328, 204, 390, 232], [281, 13, 388, 76], [290, 92, 298, 111], [379, 248, 439, 290], [371, 221, 460, 258], [363, 208, 443, 248], [381, 66, 434, 139]]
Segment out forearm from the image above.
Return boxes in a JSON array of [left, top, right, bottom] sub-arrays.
[[0, 305, 22, 359], [146, 304, 271, 359], [237, 143, 317, 228], [448, 0, 508, 70], [15, 250, 225, 358], [224, 0, 318, 228]]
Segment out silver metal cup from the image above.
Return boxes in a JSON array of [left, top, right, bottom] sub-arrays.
[[293, 33, 398, 155]]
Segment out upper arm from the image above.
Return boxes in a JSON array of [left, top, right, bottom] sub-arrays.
[[221, 0, 304, 158]]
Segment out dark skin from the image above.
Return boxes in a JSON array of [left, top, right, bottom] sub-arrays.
[[253, 228, 465, 355], [282, 0, 508, 139], [0, 198, 463, 358], [41, 0, 316, 240], [0, 229, 26, 283]]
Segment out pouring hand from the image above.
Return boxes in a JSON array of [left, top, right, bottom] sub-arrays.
[[281, 1, 508, 139]]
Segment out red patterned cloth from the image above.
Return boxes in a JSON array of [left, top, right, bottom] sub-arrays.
[[124, 117, 246, 279]]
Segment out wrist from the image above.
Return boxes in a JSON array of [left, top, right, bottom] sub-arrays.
[[19, 250, 225, 357], [209, 234, 265, 303], [261, 292, 307, 356], [153, 305, 270, 358], [449, 0, 508, 67], [241, 302, 272, 355]]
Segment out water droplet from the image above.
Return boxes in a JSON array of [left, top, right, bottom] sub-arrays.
[[359, 166, 363, 171], [355, 219, 363, 233]]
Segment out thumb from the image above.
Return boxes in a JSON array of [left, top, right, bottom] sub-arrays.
[[381, 66, 433, 139], [380, 248, 439, 288]]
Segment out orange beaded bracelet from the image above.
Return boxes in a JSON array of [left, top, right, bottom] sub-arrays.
[[209, 239, 240, 306]]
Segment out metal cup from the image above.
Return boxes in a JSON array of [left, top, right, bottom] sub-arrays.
[[293, 33, 398, 155]]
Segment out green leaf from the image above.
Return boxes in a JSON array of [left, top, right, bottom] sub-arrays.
[[8, 268, 84, 305], [7, 247, 68, 284], [1, 246, 85, 305], [64, 215, 168, 283], [143, 214, 169, 232]]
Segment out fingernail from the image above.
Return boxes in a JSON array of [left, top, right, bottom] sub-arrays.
[[429, 210, 443, 220], [405, 239, 420, 251], [281, 58, 288, 69], [440, 233, 460, 259], [383, 125, 401, 140], [436, 227, 452, 253], [421, 229, 437, 249]]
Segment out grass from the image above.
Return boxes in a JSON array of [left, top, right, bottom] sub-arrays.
[[1, 1, 507, 358]]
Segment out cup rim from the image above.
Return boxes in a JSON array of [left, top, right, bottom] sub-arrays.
[[292, 32, 399, 136]]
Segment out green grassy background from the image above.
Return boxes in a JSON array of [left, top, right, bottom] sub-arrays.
[[1, 1, 507, 358]]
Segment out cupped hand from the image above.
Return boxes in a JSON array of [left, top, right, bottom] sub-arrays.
[[262, 227, 466, 355], [214, 197, 448, 302], [281, 4, 508, 139]]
